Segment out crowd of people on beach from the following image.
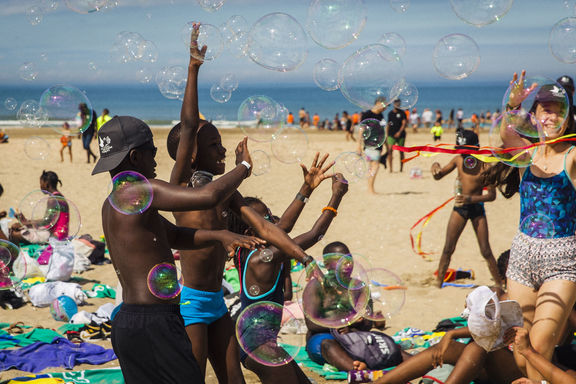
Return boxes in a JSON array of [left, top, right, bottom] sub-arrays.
[[3, 26, 576, 384]]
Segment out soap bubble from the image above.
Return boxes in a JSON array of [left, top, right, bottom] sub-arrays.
[[38, 195, 81, 240], [147, 263, 183, 299], [219, 73, 239, 92], [363, 268, 406, 321], [236, 301, 304, 366], [19, 62, 38, 81], [520, 213, 555, 239], [182, 22, 224, 61], [247, 13, 308, 72], [237, 95, 282, 142], [224, 15, 249, 42], [0, 240, 24, 291], [549, 17, 576, 64], [4, 98, 17, 111], [463, 155, 478, 169], [136, 68, 153, 84], [210, 84, 232, 104], [197, 0, 225, 12], [306, 0, 366, 49], [26, 5, 44, 25], [136, 40, 158, 63], [390, 79, 419, 110], [313, 59, 340, 91], [433, 34, 480, 80], [339, 44, 404, 110], [488, 111, 540, 168], [108, 171, 154, 215], [378, 32, 407, 57], [39, 85, 94, 135], [450, 0, 514, 27], [260, 248, 274, 262], [251, 150, 271, 176], [390, 0, 410, 12], [271, 126, 309, 164], [334, 152, 370, 183], [156, 66, 186, 100], [17, 100, 46, 128], [64, 0, 107, 14], [359, 118, 386, 149]]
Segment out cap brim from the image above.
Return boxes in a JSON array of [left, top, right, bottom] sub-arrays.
[[91, 148, 130, 175]]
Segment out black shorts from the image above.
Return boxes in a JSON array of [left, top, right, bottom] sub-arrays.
[[111, 304, 204, 384], [454, 203, 485, 221]]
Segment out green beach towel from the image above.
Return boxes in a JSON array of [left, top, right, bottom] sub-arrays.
[[0, 368, 124, 384]]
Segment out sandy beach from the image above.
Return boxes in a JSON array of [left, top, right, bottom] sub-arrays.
[[0, 126, 520, 383]]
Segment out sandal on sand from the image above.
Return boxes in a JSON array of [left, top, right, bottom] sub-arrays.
[[6, 322, 25, 334], [65, 330, 84, 344]]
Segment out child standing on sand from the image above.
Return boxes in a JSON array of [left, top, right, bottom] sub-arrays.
[[60, 122, 72, 162], [431, 129, 502, 289], [484, 70, 576, 381]]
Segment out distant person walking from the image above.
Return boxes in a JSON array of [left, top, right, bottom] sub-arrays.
[[409, 108, 420, 133], [79, 103, 97, 163], [386, 99, 408, 173], [96, 108, 112, 133], [456, 108, 464, 129], [421, 108, 433, 128], [59, 122, 72, 162]]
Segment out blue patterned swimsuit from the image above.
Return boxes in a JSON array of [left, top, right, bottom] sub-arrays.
[[508, 146, 576, 288]]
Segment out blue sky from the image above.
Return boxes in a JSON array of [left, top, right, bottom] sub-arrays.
[[0, 0, 574, 87]]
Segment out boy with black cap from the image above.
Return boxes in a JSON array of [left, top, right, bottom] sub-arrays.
[[430, 129, 503, 289], [93, 27, 265, 384]]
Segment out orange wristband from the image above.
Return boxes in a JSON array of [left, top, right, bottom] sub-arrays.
[[322, 206, 338, 216]]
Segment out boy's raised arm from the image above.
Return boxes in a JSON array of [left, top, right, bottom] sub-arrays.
[[170, 23, 206, 186]]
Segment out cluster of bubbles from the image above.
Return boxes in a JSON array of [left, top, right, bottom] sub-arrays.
[[107, 171, 154, 215], [210, 73, 239, 104], [147, 263, 183, 299], [111, 31, 158, 65], [433, 34, 480, 80]]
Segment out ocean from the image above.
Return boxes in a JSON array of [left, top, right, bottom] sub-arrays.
[[0, 83, 509, 126]]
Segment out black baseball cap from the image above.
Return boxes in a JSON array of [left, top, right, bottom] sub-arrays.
[[456, 128, 479, 149], [557, 75, 575, 95], [535, 84, 568, 104], [92, 116, 154, 175]]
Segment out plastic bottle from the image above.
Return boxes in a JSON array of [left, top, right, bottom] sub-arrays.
[[454, 177, 463, 207]]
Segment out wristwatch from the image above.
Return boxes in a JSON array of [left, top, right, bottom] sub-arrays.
[[296, 192, 309, 203], [302, 254, 314, 265]]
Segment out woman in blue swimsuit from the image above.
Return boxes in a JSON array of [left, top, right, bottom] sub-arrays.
[[484, 70, 576, 381]]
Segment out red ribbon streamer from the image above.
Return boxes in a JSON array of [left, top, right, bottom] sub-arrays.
[[410, 197, 455, 259]]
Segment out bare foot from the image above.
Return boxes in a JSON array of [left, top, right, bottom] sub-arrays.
[[352, 361, 367, 371]]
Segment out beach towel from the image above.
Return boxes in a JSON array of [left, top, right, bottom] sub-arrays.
[[83, 284, 116, 299], [0, 337, 116, 373], [0, 328, 64, 349], [0, 367, 124, 384]]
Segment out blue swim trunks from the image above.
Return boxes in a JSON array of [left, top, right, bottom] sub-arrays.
[[306, 333, 335, 365], [180, 286, 228, 326]]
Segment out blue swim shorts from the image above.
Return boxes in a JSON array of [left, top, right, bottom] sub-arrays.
[[180, 286, 228, 326], [306, 332, 335, 365]]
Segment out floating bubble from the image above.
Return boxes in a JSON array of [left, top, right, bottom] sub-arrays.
[[40, 0, 59, 12], [197, 0, 225, 12], [136, 40, 158, 63], [50, 295, 78, 322], [549, 17, 576, 64], [270, 127, 309, 164], [34, 195, 81, 240], [136, 68, 153, 84], [4, 98, 17, 111], [229, 32, 250, 58], [0, 240, 24, 291], [39, 85, 94, 135], [29, 195, 62, 231], [236, 301, 304, 366], [378, 32, 406, 57], [339, 44, 404, 110], [108, 171, 154, 215], [363, 268, 406, 321], [19, 62, 38, 81], [210, 84, 232, 104], [390, 79, 419, 110], [463, 155, 478, 169], [313, 59, 340, 91], [147, 263, 183, 299], [359, 118, 386, 149], [306, 0, 366, 49], [24, 137, 50, 160], [299, 256, 369, 328], [433, 34, 480, 80], [219, 73, 239, 92], [26, 5, 44, 25], [501, 76, 569, 138], [247, 12, 308, 72], [251, 150, 271, 176], [334, 152, 370, 183], [390, 0, 410, 12], [328, 253, 369, 291], [64, 0, 107, 14], [17, 100, 46, 128], [18, 190, 52, 225], [181, 22, 224, 61], [450, 0, 514, 27], [156, 65, 186, 100], [488, 111, 539, 168], [520, 213, 555, 239], [88, 61, 98, 71], [223, 15, 249, 43], [238, 95, 282, 142], [260, 248, 274, 262], [248, 285, 261, 296]]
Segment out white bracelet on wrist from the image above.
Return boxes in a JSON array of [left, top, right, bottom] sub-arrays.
[[240, 160, 251, 170]]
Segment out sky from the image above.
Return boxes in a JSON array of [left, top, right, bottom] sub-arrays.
[[0, 0, 574, 87]]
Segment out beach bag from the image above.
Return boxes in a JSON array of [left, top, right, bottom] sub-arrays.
[[45, 239, 74, 282], [330, 329, 402, 370], [71, 239, 92, 273], [13, 251, 44, 280], [28, 281, 87, 307]]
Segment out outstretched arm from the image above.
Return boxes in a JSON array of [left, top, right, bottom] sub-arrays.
[[170, 23, 207, 186], [276, 152, 334, 233], [431, 157, 457, 180]]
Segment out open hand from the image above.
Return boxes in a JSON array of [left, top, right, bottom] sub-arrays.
[[507, 70, 538, 109], [218, 230, 266, 257], [235, 137, 252, 175], [189, 22, 207, 65], [301, 152, 334, 190]]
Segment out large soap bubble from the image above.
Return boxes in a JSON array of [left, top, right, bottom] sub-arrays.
[[433, 34, 480, 80], [247, 13, 308, 72], [223, 15, 249, 43], [181, 22, 224, 61], [390, 79, 419, 110], [333, 152, 370, 183], [210, 84, 232, 104], [156, 66, 186, 100], [488, 111, 540, 168], [17, 100, 45, 128], [363, 268, 406, 321], [339, 44, 404, 110], [39, 85, 94, 135], [64, 0, 108, 14], [24, 137, 50, 160], [549, 17, 576, 64], [219, 73, 239, 92], [237, 95, 282, 142], [306, 0, 366, 49], [270, 127, 309, 164], [450, 0, 514, 27], [378, 32, 407, 57], [313, 59, 340, 91]]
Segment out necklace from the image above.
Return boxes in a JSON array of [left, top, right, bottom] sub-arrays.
[[189, 170, 214, 188]]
